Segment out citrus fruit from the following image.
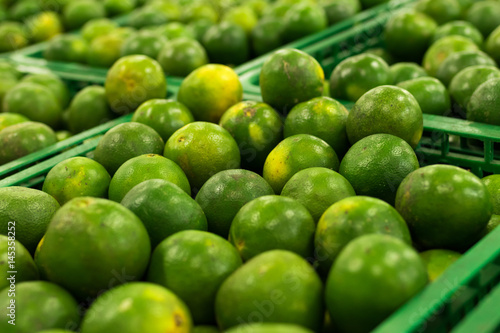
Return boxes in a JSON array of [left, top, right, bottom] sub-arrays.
[[86, 33, 125, 67], [346, 85, 423, 148], [281, 2, 327, 43], [325, 234, 427, 333], [63, 0, 106, 30], [251, 17, 283, 56], [132, 99, 194, 141], [164, 122, 241, 191], [320, 0, 361, 26], [121, 31, 167, 59], [35, 197, 151, 300], [0, 75, 18, 113], [157, 37, 208, 77], [219, 100, 283, 172], [359, 0, 389, 8], [193, 326, 220, 333], [67, 85, 113, 133], [423, 35, 480, 77], [465, 1, 500, 37], [109, 153, 190, 201], [0, 121, 57, 165], [104, 0, 136, 16], [414, 0, 461, 25], [420, 249, 461, 282], [42, 157, 111, 205], [26, 11, 63, 43], [0, 60, 21, 79], [177, 64, 243, 123], [260, 48, 324, 114], [105, 55, 166, 114], [363, 47, 395, 65], [486, 25, 500, 64], [0, 281, 80, 333], [147, 230, 241, 324], [229, 195, 315, 260], [449, 65, 500, 109], [80, 282, 192, 333], [128, 7, 168, 29], [0, 22, 28, 52], [467, 77, 500, 125], [8, 0, 40, 21], [435, 50, 496, 86], [146, 1, 181, 21], [482, 174, 500, 214], [0, 112, 29, 131], [287, 99, 354, 157], [195, 169, 274, 237], [397, 77, 451, 115], [482, 214, 500, 236], [55, 130, 71, 141], [121, 179, 206, 247], [188, 18, 214, 41], [93, 122, 164, 175], [43, 35, 89, 63], [340, 133, 419, 204], [384, 10, 437, 62], [226, 323, 314, 333], [202, 22, 249, 66], [182, 2, 218, 23], [21, 73, 70, 108], [156, 22, 194, 40], [329, 53, 391, 102], [395, 164, 492, 250], [315, 196, 411, 276], [222, 6, 258, 35], [263, 134, 340, 194], [246, 0, 269, 17], [389, 62, 428, 84], [281, 167, 355, 222], [3, 82, 62, 128], [36, 330, 75, 333], [0, 234, 39, 290], [81, 18, 118, 42], [215, 250, 323, 331], [431, 20, 483, 46]]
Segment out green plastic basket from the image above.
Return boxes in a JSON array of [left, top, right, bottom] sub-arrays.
[[0, 62, 176, 182]]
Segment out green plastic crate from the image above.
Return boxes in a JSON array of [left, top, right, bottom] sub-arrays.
[[9, 0, 416, 85], [0, 62, 176, 182]]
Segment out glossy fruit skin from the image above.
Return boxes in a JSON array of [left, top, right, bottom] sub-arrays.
[[0, 122, 58, 165], [21, 74, 70, 108], [121, 31, 167, 59], [229, 195, 315, 260], [431, 20, 483, 46], [105, 55, 167, 115], [340, 134, 420, 205], [346, 85, 423, 148], [281, 2, 327, 43], [3, 82, 62, 128], [67, 86, 112, 133], [395, 165, 492, 250], [0, 187, 59, 254], [398, 77, 451, 115], [132, 99, 194, 142], [414, 0, 461, 25], [44, 35, 89, 63], [321, 0, 361, 26], [26, 11, 64, 43], [281, 167, 355, 222], [420, 249, 461, 282], [465, 1, 500, 37], [156, 22, 194, 40], [164, 122, 241, 191], [147, 230, 241, 324], [0, 281, 80, 333], [222, 6, 259, 35], [0, 112, 29, 131], [467, 78, 500, 126], [177, 64, 243, 123], [109, 153, 191, 202], [486, 26, 500, 65], [389, 62, 428, 84], [35, 197, 151, 301], [63, 0, 106, 30], [0, 22, 28, 52], [157, 37, 208, 77], [260, 48, 324, 114], [225, 323, 314, 333], [384, 10, 437, 62], [122, 179, 206, 248], [251, 17, 283, 56], [0, 76, 18, 113], [93, 122, 164, 175], [81, 18, 118, 42], [80, 282, 192, 333], [188, 18, 214, 41], [330, 53, 391, 102], [220, 101, 283, 172], [202, 22, 249, 66], [42, 157, 110, 205], [0, 235, 39, 290], [87, 33, 125, 67], [215, 250, 324, 332], [449, 65, 500, 109], [482, 174, 500, 215], [104, 0, 136, 16], [195, 169, 274, 238], [423, 35, 479, 77], [326, 234, 428, 333], [263, 134, 340, 194], [284, 96, 349, 157], [435, 50, 496, 86]]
